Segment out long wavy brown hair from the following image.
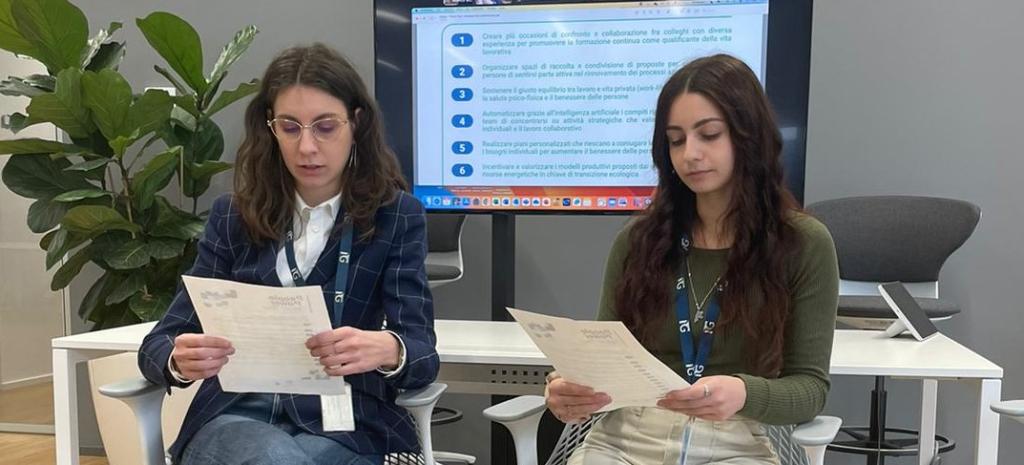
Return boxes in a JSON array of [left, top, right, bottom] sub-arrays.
[[617, 54, 801, 377], [234, 43, 407, 244]]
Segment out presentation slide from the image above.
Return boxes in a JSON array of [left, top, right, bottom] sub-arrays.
[[411, 1, 769, 211]]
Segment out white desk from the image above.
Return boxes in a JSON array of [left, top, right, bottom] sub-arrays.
[[53, 322, 1002, 465]]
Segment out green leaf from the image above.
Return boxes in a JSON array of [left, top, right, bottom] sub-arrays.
[[189, 118, 224, 164], [1, 154, 93, 199], [0, 0, 36, 57], [81, 68, 132, 141], [25, 68, 94, 138], [39, 228, 59, 250], [69, 131, 113, 158], [106, 239, 149, 270], [0, 77, 43, 98], [186, 160, 232, 198], [171, 94, 199, 118], [92, 302, 140, 328], [64, 157, 110, 172], [0, 138, 85, 155], [53, 188, 111, 202], [151, 197, 204, 240], [153, 64, 194, 99], [85, 41, 125, 72], [190, 160, 232, 179], [2, 112, 29, 132], [136, 12, 206, 95], [27, 197, 69, 233], [10, 0, 89, 72], [146, 237, 185, 260], [129, 292, 172, 321], [131, 146, 180, 210], [79, 21, 120, 68], [51, 244, 91, 291], [105, 272, 145, 305], [44, 228, 86, 269], [206, 79, 258, 117], [169, 105, 197, 131], [208, 25, 257, 90], [108, 131, 138, 158], [61, 205, 140, 235], [88, 230, 129, 256], [0, 74, 55, 98], [77, 270, 113, 319], [126, 88, 172, 138]]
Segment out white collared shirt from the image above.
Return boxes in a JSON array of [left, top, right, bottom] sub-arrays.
[[275, 192, 342, 287]]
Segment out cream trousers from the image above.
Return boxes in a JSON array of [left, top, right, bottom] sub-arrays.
[[567, 407, 780, 465]]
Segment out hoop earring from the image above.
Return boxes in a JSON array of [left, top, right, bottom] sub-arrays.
[[349, 144, 358, 169]]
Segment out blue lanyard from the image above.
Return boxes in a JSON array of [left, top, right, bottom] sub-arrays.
[[674, 234, 722, 384], [284, 216, 354, 328]]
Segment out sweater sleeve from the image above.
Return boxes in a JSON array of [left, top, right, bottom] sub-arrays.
[[735, 216, 839, 425]]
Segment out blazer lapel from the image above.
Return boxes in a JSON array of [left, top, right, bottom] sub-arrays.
[[259, 240, 283, 287]]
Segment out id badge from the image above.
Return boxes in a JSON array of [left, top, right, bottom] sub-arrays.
[[320, 383, 355, 431]]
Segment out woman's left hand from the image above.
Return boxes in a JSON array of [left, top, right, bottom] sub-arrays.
[[306, 327, 400, 376], [657, 375, 747, 421]]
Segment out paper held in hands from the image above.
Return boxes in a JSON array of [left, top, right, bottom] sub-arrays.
[[507, 307, 690, 412], [182, 275, 354, 431]]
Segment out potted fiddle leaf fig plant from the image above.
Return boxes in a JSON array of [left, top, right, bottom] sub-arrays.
[[0, 0, 259, 329]]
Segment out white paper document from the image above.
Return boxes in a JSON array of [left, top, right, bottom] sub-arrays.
[[507, 307, 690, 411], [182, 275, 347, 396]]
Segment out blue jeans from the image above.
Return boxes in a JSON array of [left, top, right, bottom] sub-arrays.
[[180, 414, 384, 465]]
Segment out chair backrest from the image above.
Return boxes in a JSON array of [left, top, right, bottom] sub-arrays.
[[805, 196, 979, 287], [427, 214, 467, 253]]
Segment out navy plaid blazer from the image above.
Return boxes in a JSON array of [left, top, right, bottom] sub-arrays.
[[138, 191, 439, 463]]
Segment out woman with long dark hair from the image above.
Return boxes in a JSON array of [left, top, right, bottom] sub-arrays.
[[545, 54, 839, 464], [139, 44, 437, 465]]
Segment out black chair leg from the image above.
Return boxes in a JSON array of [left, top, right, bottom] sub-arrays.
[[829, 376, 955, 461], [868, 376, 887, 465]]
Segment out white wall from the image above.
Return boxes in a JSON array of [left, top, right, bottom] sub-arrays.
[[0, 54, 66, 392], [806, 1, 1024, 464]]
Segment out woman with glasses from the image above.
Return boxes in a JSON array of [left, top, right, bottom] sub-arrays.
[[138, 43, 437, 465], [544, 54, 839, 464]]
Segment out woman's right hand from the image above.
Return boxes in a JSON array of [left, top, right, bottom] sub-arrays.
[[544, 372, 612, 424], [171, 334, 234, 381]]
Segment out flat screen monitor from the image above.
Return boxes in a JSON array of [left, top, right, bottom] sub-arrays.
[[374, 0, 813, 212]]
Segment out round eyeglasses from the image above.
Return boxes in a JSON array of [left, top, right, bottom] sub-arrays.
[[267, 117, 350, 143]]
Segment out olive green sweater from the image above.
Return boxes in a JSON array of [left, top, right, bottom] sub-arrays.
[[597, 213, 839, 425]]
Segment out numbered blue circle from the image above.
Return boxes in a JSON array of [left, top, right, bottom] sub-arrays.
[[451, 114, 474, 128], [452, 164, 474, 177], [452, 141, 474, 154], [451, 88, 474, 101], [451, 33, 474, 47], [451, 65, 473, 78]]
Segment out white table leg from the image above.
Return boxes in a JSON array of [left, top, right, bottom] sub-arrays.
[[976, 378, 1001, 465], [53, 348, 85, 465], [918, 379, 937, 465]]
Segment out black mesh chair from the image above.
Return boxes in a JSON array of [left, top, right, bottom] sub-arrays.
[[425, 214, 467, 288], [806, 195, 981, 464]]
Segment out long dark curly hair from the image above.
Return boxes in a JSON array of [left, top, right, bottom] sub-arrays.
[[616, 54, 801, 377], [233, 43, 407, 244]]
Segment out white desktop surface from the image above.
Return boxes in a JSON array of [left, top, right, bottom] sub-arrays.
[[52, 322, 1002, 465]]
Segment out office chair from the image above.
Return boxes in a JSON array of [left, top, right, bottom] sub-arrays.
[[992, 400, 1024, 424], [805, 195, 981, 464], [483, 395, 842, 465], [426, 214, 467, 288], [99, 379, 470, 465], [422, 213, 472, 462]]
